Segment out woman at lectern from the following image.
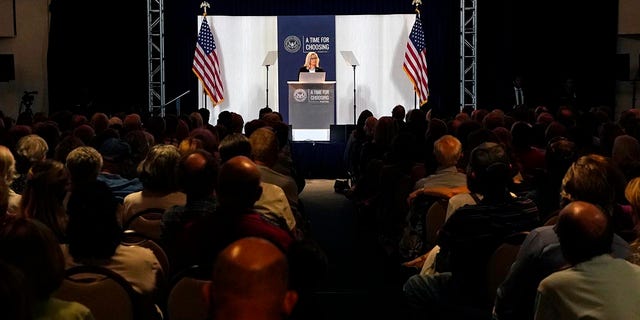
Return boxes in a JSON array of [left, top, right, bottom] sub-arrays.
[[298, 52, 324, 74]]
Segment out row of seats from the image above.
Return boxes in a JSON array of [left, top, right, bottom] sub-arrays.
[[53, 206, 208, 320], [53, 230, 210, 320]]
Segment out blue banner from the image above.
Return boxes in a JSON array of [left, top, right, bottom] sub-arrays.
[[277, 16, 336, 123]]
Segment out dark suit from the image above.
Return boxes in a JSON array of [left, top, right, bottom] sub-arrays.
[[298, 66, 324, 74]]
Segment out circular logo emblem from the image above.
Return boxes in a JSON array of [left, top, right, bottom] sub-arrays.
[[284, 35, 301, 53], [293, 89, 307, 102]]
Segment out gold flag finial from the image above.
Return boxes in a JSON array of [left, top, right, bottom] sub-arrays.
[[412, 0, 422, 14], [200, 1, 210, 16]]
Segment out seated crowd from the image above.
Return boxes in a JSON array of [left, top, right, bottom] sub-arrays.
[[0, 100, 640, 319]]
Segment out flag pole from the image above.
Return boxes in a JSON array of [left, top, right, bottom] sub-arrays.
[[200, 1, 210, 113], [414, 0, 420, 110]]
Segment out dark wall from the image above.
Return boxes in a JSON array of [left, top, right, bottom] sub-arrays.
[[47, 0, 618, 118], [477, 0, 619, 113]]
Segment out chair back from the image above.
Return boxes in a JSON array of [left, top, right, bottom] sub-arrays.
[[123, 207, 165, 242], [425, 199, 448, 248], [544, 214, 559, 226], [486, 231, 529, 304], [167, 265, 211, 320], [53, 265, 141, 320]]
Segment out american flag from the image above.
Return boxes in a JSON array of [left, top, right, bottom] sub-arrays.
[[193, 17, 224, 105], [403, 13, 429, 105]]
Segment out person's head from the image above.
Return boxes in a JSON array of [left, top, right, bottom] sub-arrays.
[[208, 237, 297, 320], [229, 113, 245, 134], [90, 112, 110, 134], [137, 144, 181, 194], [0, 145, 17, 186], [625, 177, 640, 215], [466, 142, 511, 200], [123, 113, 143, 133], [560, 154, 626, 214], [259, 107, 273, 120], [178, 137, 204, 155], [555, 201, 613, 265], [304, 52, 320, 69], [545, 137, 578, 183], [32, 122, 60, 159], [219, 133, 252, 163], [66, 180, 121, 260], [364, 116, 377, 137], [123, 129, 152, 165], [65, 146, 103, 187], [244, 119, 267, 139], [510, 121, 534, 150], [425, 118, 448, 142], [392, 105, 406, 123], [72, 124, 95, 146], [612, 135, 640, 169], [20, 160, 69, 241], [198, 108, 211, 126], [0, 218, 65, 302], [249, 127, 279, 168], [373, 116, 398, 147], [15, 134, 48, 172], [53, 135, 85, 164], [217, 156, 262, 211], [190, 112, 204, 129], [433, 135, 462, 168], [177, 149, 218, 199]]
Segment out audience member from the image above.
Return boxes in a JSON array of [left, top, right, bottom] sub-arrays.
[[12, 134, 48, 194], [403, 142, 539, 319], [20, 159, 69, 242], [494, 154, 631, 320], [206, 237, 297, 320], [63, 180, 161, 299], [612, 134, 640, 181], [161, 149, 218, 275], [53, 135, 84, 163], [121, 144, 185, 225], [211, 155, 294, 253], [534, 201, 640, 319], [219, 133, 299, 236], [624, 177, 640, 266], [344, 110, 374, 185], [0, 218, 94, 319], [0, 145, 21, 216], [250, 128, 300, 219], [413, 135, 465, 191]]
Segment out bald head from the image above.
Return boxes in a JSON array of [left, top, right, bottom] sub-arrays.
[[178, 150, 218, 198], [210, 237, 295, 319], [217, 156, 262, 210], [556, 201, 613, 265]]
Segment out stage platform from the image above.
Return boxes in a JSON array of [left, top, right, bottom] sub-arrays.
[[291, 141, 348, 180]]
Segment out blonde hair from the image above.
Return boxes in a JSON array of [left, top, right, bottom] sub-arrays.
[[304, 52, 320, 69], [16, 134, 48, 162], [625, 177, 640, 211], [0, 146, 17, 184]]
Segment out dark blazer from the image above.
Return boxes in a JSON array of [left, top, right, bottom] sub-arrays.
[[298, 66, 325, 73]]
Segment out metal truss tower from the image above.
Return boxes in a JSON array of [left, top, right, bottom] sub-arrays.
[[147, 0, 166, 116], [460, 0, 477, 111]]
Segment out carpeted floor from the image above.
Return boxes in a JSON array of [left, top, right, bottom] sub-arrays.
[[296, 179, 411, 320]]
